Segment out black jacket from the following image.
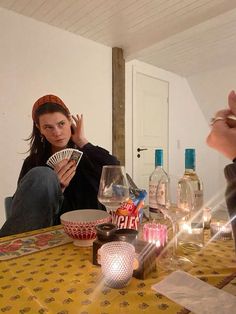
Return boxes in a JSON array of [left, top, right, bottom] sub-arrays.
[[224, 162, 236, 248], [18, 143, 120, 213]]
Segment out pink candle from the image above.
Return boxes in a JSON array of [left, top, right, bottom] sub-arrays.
[[143, 223, 168, 248]]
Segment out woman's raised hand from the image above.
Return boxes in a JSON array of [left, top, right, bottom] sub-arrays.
[[71, 114, 88, 148], [206, 91, 236, 160]]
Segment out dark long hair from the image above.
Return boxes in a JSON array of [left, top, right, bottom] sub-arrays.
[[27, 102, 74, 165]]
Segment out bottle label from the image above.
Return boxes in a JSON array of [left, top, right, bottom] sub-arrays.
[[157, 183, 166, 205], [177, 179, 203, 214], [191, 190, 204, 227], [149, 182, 166, 208]]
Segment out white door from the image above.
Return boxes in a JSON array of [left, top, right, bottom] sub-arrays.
[[132, 69, 169, 194]]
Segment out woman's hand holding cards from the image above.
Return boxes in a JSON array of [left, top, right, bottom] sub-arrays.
[[46, 148, 83, 192], [54, 159, 76, 192]]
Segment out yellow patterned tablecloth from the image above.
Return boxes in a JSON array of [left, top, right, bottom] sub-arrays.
[[0, 225, 235, 314]]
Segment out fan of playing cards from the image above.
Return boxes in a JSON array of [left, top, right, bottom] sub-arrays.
[[46, 148, 83, 169]]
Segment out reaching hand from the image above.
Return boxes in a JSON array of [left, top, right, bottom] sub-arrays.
[[54, 159, 76, 192], [206, 91, 236, 160], [71, 114, 88, 148]]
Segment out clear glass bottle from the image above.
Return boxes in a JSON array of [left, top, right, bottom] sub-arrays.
[[149, 149, 170, 221], [177, 148, 204, 251]]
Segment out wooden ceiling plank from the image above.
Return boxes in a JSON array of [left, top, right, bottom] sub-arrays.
[[17, 0, 46, 16], [77, 0, 131, 36], [79, 0, 137, 39], [144, 13, 236, 60], [145, 30, 236, 76], [0, 0, 16, 9], [73, 0, 120, 34], [62, 0, 107, 31], [7, 0, 30, 13], [40, 0, 75, 24], [128, 0, 209, 32], [84, 0, 204, 44], [29, 0, 62, 19], [49, 0, 89, 27]]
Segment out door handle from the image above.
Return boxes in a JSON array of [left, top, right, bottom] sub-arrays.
[[137, 148, 148, 152]]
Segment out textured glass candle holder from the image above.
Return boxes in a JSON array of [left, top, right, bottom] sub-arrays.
[[100, 241, 135, 288], [210, 206, 233, 240], [210, 221, 232, 240]]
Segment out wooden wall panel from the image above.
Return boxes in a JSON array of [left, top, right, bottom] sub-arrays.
[[112, 47, 125, 165]]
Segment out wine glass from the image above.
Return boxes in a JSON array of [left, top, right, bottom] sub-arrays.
[[158, 205, 192, 270], [157, 176, 193, 270], [97, 165, 130, 214]]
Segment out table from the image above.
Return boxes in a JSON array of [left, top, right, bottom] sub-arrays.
[[0, 225, 235, 314]]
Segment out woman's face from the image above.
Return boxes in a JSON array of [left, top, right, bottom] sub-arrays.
[[38, 112, 72, 153]]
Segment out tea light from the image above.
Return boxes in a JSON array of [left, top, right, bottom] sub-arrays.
[[115, 228, 138, 242], [179, 221, 203, 233], [210, 221, 232, 240], [178, 220, 204, 249], [100, 241, 135, 288], [203, 207, 212, 229], [179, 221, 193, 234], [143, 223, 168, 248]]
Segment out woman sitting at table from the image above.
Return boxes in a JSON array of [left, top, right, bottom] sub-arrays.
[[207, 90, 236, 249], [0, 94, 119, 237]]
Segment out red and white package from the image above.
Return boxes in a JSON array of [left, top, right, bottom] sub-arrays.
[[111, 189, 147, 230]]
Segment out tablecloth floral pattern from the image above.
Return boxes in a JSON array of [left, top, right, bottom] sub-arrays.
[[0, 225, 235, 314], [0, 226, 72, 260]]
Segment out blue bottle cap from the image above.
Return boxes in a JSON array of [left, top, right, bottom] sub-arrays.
[[185, 148, 195, 170], [155, 149, 163, 167]]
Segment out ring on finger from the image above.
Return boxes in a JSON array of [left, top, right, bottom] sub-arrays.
[[210, 116, 225, 126]]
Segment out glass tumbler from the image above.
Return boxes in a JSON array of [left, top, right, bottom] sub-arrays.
[[100, 241, 135, 288]]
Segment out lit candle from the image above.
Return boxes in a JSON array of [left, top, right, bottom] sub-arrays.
[[210, 221, 232, 240], [100, 241, 135, 288], [178, 220, 204, 249], [180, 222, 193, 234], [178, 221, 203, 234], [143, 223, 168, 248]]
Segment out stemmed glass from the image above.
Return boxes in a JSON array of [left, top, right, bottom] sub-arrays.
[[158, 205, 192, 270], [97, 165, 130, 215], [157, 176, 193, 270]]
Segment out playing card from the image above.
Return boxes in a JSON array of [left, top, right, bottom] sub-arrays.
[[62, 149, 71, 159], [46, 148, 83, 169], [69, 150, 83, 166]]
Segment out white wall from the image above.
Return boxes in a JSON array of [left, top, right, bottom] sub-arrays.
[[0, 8, 112, 227], [126, 60, 226, 206], [187, 64, 236, 121], [187, 64, 236, 202]]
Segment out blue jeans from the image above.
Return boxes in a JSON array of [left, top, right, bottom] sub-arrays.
[[0, 167, 64, 237]]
